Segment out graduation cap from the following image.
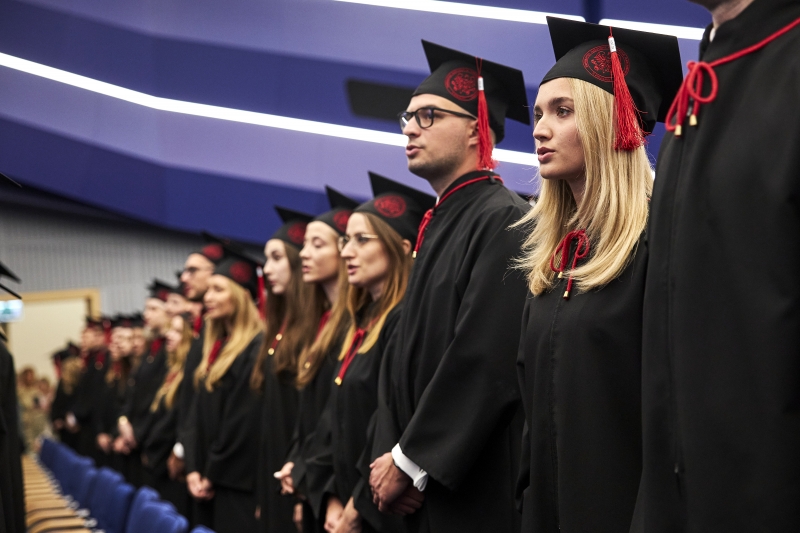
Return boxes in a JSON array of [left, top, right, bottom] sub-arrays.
[[0, 171, 21, 188], [191, 231, 235, 265], [213, 245, 265, 314], [130, 312, 145, 328], [148, 279, 176, 302], [542, 17, 683, 150], [313, 186, 360, 236], [0, 260, 21, 300], [112, 314, 135, 329], [355, 172, 435, 246], [273, 207, 314, 249], [413, 40, 530, 169]]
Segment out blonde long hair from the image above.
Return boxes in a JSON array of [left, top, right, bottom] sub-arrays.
[[195, 279, 264, 392], [296, 260, 351, 388], [339, 213, 411, 359], [515, 78, 652, 295], [151, 314, 194, 411]]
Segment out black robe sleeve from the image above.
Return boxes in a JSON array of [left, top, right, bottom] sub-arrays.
[[0, 341, 25, 533], [398, 204, 527, 490]]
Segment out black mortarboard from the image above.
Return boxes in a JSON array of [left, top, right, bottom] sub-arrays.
[[414, 40, 530, 149], [313, 187, 360, 236], [112, 314, 135, 329], [542, 17, 683, 147], [273, 207, 314, 249], [130, 312, 145, 328], [85, 316, 104, 330], [0, 171, 21, 188], [192, 231, 234, 265], [0, 260, 21, 299], [355, 172, 435, 246], [148, 279, 176, 302], [213, 245, 263, 303]]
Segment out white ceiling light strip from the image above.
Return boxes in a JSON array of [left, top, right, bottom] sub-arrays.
[[599, 18, 705, 40], [0, 52, 538, 167], [333, 0, 584, 24]]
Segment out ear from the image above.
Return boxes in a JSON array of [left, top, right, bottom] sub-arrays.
[[401, 239, 412, 255]]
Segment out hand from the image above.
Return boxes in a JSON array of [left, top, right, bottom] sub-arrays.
[[275, 461, 295, 494], [112, 436, 130, 454], [167, 452, 186, 481], [370, 452, 411, 513], [389, 486, 424, 516], [96, 433, 112, 453], [187, 472, 215, 500], [293, 502, 303, 532], [324, 496, 344, 533], [118, 418, 137, 448], [332, 498, 362, 533], [255, 505, 261, 520], [53, 419, 65, 430]]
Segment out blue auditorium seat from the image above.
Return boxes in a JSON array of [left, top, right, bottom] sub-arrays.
[[71, 466, 98, 510], [89, 467, 134, 533], [156, 505, 189, 533], [124, 486, 161, 532], [190, 526, 215, 533], [128, 500, 185, 533]]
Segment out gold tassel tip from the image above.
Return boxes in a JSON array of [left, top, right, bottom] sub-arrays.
[[334, 377, 342, 386], [689, 114, 698, 126], [675, 125, 682, 137]]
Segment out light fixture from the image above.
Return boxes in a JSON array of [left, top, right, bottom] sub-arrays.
[[599, 18, 705, 40], [0, 52, 539, 167], [333, 0, 584, 24]]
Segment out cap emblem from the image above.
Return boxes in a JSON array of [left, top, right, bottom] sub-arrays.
[[333, 210, 351, 233], [202, 244, 223, 261], [287, 222, 307, 245], [157, 289, 170, 302], [229, 261, 253, 284], [374, 195, 407, 218], [583, 45, 629, 83], [445, 67, 479, 102]]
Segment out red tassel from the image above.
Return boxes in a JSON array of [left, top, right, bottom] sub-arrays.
[[256, 266, 267, 321], [475, 59, 496, 170], [608, 31, 644, 151]]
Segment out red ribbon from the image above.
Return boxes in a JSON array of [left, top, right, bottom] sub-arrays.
[[206, 337, 227, 370], [334, 317, 380, 385], [666, 16, 800, 137], [316, 310, 331, 339], [150, 337, 164, 356], [193, 313, 204, 336], [550, 229, 591, 300], [414, 174, 502, 257]]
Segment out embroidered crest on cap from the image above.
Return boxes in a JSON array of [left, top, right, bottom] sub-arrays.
[[374, 196, 407, 218], [582, 45, 629, 83], [333, 210, 352, 233], [287, 223, 307, 245], [157, 289, 170, 302], [229, 261, 253, 284], [202, 244, 223, 261], [445, 67, 479, 102]]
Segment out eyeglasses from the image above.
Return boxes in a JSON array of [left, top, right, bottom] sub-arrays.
[[182, 266, 213, 276], [398, 106, 477, 131], [338, 233, 379, 252]]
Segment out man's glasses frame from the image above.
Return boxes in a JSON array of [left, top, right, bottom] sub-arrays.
[[398, 106, 477, 131]]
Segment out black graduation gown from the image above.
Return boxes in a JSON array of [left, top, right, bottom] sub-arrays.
[[50, 380, 80, 451], [177, 324, 205, 458], [307, 305, 404, 533], [638, 1, 800, 531], [372, 172, 529, 533], [516, 235, 646, 533], [94, 368, 129, 471], [71, 348, 108, 458], [287, 336, 338, 533], [255, 353, 299, 533], [142, 388, 190, 517], [0, 341, 24, 533], [188, 333, 263, 533]]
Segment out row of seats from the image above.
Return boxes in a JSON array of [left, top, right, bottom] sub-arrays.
[[24, 439, 211, 533]]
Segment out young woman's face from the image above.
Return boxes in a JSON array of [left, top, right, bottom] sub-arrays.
[[131, 327, 146, 356], [264, 239, 293, 295], [166, 293, 187, 318], [533, 78, 585, 182], [110, 328, 133, 360], [144, 298, 169, 333], [339, 214, 390, 297], [165, 315, 185, 352], [299, 221, 340, 285], [204, 275, 236, 321]]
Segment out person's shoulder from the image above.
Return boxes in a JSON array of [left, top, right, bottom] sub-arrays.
[[476, 183, 531, 220]]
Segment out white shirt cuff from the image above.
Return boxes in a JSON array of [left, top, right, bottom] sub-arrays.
[[392, 443, 428, 491], [172, 442, 184, 459]]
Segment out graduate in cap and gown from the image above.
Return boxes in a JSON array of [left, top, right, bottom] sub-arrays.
[[71, 315, 110, 459], [172, 235, 229, 503], [141, 311, 195, 517], [253, 207, 318, 533], [185, 246, 265, 533], [307, 174, 429, 533], [50, 344, 83, 451], [0, 261, 24, 533], [274, 188, 358, 533], [115, 279, 172, 485], [513, 18, 682, 533], [368, 42, 530, 533], [639, 0, 800, 530]]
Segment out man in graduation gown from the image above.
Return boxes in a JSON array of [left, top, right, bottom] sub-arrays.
[[638, 0, 800, 531], [368, 42, 530, 533], [0, 261, 25, 533], [71, 316, 110, 460]]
